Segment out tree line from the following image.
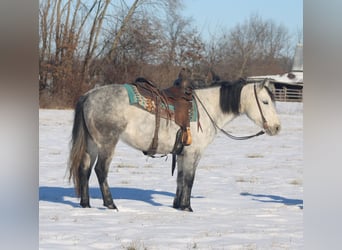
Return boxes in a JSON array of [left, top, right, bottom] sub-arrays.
[[39, 0, 297, 108]]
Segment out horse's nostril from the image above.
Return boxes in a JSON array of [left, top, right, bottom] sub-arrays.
[[275, 125, 281, 132]]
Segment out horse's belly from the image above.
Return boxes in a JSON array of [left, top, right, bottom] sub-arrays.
[[120, 107, 179, 154]]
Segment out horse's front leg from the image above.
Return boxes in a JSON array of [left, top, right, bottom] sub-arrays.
[[173, 150, 201, 212]]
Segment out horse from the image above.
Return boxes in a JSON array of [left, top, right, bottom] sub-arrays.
[[67, 76, 281, 212]]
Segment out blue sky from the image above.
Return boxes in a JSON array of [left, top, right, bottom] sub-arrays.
[[181, 0, 303, 43]]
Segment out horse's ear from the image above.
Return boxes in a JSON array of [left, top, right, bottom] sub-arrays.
[[257, 78, 270, 90]]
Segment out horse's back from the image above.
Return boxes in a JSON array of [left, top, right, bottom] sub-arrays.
[[84, 84, 128, 107]]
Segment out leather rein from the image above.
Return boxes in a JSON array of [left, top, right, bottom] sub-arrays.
[[193, 83, 267, 140]]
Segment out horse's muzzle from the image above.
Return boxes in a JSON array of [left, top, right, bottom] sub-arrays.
[[264, 123, 281, 136]]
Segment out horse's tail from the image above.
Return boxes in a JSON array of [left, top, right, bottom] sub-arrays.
[[68, 95, 88, 197]]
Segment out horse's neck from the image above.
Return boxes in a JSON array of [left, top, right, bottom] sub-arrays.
[[195, 87, 238, 129], [239, 84, 252, 114]]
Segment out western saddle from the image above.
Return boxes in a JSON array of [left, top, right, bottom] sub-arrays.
[[130, 70, 194, 174]]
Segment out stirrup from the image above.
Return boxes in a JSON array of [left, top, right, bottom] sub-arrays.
[[182, 127, 192, 146]]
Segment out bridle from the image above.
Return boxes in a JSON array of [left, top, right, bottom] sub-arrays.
[[193, 82, 268, 140], [253, 83, 269, 131]]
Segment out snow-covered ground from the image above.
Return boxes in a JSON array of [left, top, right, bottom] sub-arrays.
[[39, 102, 303, 249]]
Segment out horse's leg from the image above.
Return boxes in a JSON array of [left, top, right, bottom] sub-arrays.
[[79, 138, 98, 208], [94, 141, 117, 209], [173, 150, 201, 212], [79, 157, 91, 207]]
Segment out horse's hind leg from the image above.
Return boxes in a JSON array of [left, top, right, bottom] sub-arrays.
[[79, 154, 92, 208], [79, 138, 98, 208], [94, 141, 118, 209]]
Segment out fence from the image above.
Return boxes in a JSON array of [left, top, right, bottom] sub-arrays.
[[274, 87, 303, 102]]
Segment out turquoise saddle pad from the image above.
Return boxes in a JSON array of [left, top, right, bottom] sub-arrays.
[[123, 83, 198, 122]]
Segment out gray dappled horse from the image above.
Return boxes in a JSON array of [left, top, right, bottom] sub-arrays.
[[68, 77, 281, 212]]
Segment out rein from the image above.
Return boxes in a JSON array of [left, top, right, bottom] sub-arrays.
[[193, 83, 265, 140]]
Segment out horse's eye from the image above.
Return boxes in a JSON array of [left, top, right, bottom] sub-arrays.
[[262, 100, 269, 105]]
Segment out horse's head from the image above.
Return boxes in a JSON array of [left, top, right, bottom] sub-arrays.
[[241, 79, 281, 136]]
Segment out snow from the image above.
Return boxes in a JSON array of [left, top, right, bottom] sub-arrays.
[[39, 102, 303, 249]]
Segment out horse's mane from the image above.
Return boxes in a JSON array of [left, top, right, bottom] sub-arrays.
[[217, 78, 246, 115], [191, 78, 245, 114]]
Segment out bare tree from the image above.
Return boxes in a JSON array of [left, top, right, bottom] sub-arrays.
[[82, 0, 110, 79], [99, 0, 189, 85], [39, 0, 112, 106], [213, 14, 292, 79], [106, 0, 140, 63], [39, 0, 53, 90], [162, 1, 189, 65]]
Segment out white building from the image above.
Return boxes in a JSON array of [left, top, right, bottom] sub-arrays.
[[248, 44, 303, 102]]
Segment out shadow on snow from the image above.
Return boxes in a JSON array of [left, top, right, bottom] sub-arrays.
[[39, 186, 175, 208], [39, 187, 302, 209], [240, 192, 303, 209]]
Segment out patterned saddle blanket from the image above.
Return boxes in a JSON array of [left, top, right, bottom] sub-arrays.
[[123, 83, 198, 122]]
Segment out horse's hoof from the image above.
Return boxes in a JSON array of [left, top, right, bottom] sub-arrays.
[[105, 203, 118, 210], [80, 203, 91, 208], [181, 206, 193, 212], [174, 205, 193, 212]]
